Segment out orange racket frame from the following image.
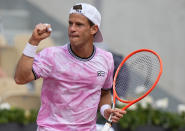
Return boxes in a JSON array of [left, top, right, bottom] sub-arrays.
[[113, 49, 163, 111]]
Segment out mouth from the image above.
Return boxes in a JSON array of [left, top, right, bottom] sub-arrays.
[[69, 34, 79, 39]]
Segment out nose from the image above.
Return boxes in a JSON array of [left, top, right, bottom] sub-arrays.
[[69, 24, 76, 33]]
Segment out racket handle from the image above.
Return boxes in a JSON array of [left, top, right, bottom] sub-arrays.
[[101, 122, 112, 131]]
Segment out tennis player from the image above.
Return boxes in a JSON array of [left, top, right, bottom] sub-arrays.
[[14, 3, 126, 131]]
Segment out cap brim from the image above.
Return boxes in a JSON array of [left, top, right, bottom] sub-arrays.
[[94, 29, 103, 42]]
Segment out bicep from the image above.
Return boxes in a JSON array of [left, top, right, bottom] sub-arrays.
[[25, 70, 36, 83], [14, 55, 36, 84]]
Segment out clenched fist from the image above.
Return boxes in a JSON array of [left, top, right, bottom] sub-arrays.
[[29, 23, 52, 46]]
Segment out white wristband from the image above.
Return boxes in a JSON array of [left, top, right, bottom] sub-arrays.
[[100, 104, 111, 118], [23, 42, 38, 57]]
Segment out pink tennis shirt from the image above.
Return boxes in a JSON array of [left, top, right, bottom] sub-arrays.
[[33, 43, 114, 131]]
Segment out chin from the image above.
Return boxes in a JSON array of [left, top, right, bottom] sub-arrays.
[[70, 40, 80, 47], [69, 37, 77, 43], [70, 39, 77, 44]]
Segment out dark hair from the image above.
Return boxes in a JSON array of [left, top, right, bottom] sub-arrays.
[[88, 19, 95, 27], [88, 19, 97, 37]]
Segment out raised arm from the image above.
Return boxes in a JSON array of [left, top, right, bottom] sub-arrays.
[[14, 23, 52, 84]]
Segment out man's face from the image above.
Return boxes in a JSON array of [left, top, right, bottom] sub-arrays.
[[68, 13, 94, 47]]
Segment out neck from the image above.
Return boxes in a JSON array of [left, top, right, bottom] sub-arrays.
[[70, 42, 94, 59]]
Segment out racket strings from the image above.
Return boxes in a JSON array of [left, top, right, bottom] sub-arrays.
[[115, 51, 161, 101]]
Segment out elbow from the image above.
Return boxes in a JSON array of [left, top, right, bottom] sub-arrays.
[[14, 76, 26, 85], [14, 70, 34, 84], [14, 77, 22, 84]]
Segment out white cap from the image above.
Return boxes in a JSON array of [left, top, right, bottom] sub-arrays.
[[69, 3, 103, 42]]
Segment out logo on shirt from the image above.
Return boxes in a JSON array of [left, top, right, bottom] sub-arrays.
[[97, 71, 105, 77]]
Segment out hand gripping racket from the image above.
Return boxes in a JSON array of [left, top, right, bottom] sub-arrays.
[[101, 49, 163, 131]]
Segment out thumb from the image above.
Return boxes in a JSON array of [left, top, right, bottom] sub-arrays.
[[104, 108, 113, 119]]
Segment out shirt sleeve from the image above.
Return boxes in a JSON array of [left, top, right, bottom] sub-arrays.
[[102, 53, 114, 90], [32, 48, 54, 79]]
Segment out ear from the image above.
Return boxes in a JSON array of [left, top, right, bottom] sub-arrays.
[[90, 25, 98, 36]]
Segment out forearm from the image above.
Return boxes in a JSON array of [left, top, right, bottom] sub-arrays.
[[14, 55, 35, 84], [99, 90, 112, 109]]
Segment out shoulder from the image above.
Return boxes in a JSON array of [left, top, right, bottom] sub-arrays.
[[37, 44, 67, 57], [95, 46, 113, 61], [95, 47, 114, 70]]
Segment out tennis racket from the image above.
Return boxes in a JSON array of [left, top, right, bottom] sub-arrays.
[[101, 49, 163, 131]]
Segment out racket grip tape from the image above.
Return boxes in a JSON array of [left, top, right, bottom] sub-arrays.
[[101, 122, 112, 131]]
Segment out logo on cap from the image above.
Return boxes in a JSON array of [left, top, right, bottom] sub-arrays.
[[73, 4, 82, 13]]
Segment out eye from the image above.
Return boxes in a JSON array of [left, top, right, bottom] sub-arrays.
[[76, 22, 83, 26], [68, 21, 73, 26]]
